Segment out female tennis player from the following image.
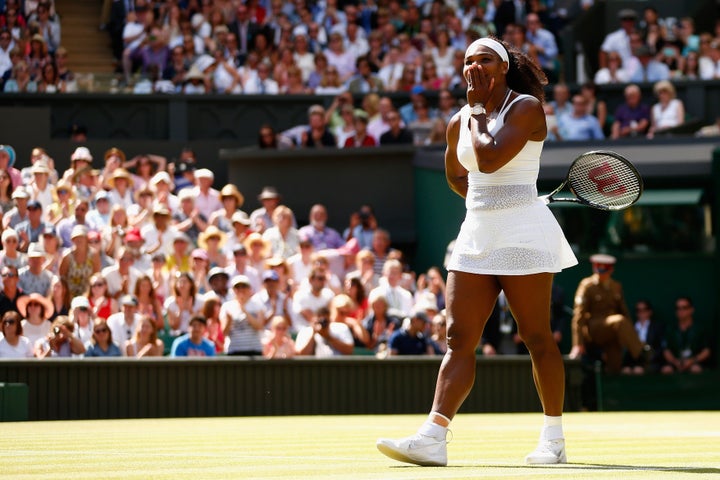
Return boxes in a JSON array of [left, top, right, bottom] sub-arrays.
[[377, 37, 578, 466]]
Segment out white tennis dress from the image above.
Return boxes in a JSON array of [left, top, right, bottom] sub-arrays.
[[447, 94, 578, 275]]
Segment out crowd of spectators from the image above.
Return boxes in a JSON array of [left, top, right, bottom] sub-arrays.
[[0, 142, 453, 358], [3, 2, 720, 142]]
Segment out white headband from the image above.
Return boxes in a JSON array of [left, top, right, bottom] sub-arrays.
[[470, 38, 509, 64]]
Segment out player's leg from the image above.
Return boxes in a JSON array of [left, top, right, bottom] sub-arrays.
[[376, 271, 500, 466], [501, 272, 567, 464]]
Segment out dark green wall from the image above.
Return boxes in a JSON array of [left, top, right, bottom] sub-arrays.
[[0, 357, 584, 421]]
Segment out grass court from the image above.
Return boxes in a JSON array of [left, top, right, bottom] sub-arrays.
[[2, 411, 719, 479]]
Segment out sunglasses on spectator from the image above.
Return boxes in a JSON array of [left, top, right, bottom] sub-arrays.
[[1, 272, 17, 277], [94, 328, 109, 334], [3, 320, 16, 325]]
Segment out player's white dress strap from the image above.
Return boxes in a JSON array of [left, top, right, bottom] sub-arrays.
[[457, 93, 543, 186]]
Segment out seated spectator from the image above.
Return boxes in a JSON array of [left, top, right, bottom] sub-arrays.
[[436, 89, 459, 124], [243, 60, 278, 94], [262, 205, 300, 259], [201, 294, 225, 353], [257, 124, 294, 149], [661, 296, 712, 374], [548, 83, 572, 119], [343, 110, 376, 147], [525, 12, 559, 83], [297, 204, 344, 251], [675, 50, 701, 81], [300, 104, 336, 147], [0, 229, 26, 271], [83, 318, 122, 357], [18, 243, 54, 296], [647, 80, 685, 138], [87, 272, 117, 320], [369, 259, 414, 318], [31, 2, 61, 54], [291, 267, 335, 332], [34, 315, 86, 358], [294, 306, 353, 357], [181, 66, 209, 93], [579, 81, 609, 136], [262, 315, 296, 359], [593, 51, 629, 85], [328, 293, 366, 347], [430, 310, 448, 355], [15, 200, 49, 252], [18, 291, 54, 346], [0, 311, 34, 358], [379, 110, 413, 145], [347, 56, 384, 94], [622, 300, 665, 374], [125, 314, 164, 357], [221, 274, 267, 356], [556, 94, 605, 141], [628, 45, 670, 83], [131, 26, 171, 84], [107, 294, 142, 352], [387, 310, 434, 356], [699, 37, 720, 80], [3, 60, 37, 93], [611, 84, 651, 139], [598, 8, 638, 71], [170, 315, 216, 357]]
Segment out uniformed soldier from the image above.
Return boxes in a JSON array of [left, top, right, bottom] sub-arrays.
[[569, 253, 647, 373]]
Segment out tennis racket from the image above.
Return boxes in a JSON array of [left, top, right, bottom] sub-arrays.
[[542, 150, 643, 210]]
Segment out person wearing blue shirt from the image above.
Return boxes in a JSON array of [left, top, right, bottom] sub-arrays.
[[170, 316, 216, 357], [525, 13, 559, 82], [557, 95, 605, 141], [387, 310, 434, 356]]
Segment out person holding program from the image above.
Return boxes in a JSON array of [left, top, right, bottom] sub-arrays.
[[376, 36, 577, 467]]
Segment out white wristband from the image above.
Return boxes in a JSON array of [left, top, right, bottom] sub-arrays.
[[470, 103, 486, 116]]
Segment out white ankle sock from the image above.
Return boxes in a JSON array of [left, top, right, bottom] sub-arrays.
[[541, 415, 563, 441], [418, 413, 450, 440]]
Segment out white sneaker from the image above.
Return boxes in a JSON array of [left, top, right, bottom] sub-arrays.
[[525, 438, 567, 464], [376, 433, 448, 466]]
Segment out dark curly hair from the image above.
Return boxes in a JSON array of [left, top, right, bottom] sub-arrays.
[[490, 37, 548, 103]]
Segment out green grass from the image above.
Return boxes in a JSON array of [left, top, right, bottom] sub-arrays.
[[2, 412, 719, 479]]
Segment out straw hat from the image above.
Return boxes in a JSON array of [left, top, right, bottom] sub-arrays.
[[198, 225, 227, 251], [107, 168, 134, 189], [17, 292, 54, 320], [243, 232, 270, 257], [220, 184, 244, 207]]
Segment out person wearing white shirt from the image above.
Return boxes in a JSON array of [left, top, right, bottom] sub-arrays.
[[0, 31, 15, 78], [243, 61, 279, 94], [106, 295, 142, 354], [141, 205, 180, 256], [189, 169, 223, 221], [291, 268, 335, 332], [369, 259, 414, 318], [102, 247, 143, 299], [599, 9, 638, 69], [294, 306, 354, 357], [0, 312, 34, 358]]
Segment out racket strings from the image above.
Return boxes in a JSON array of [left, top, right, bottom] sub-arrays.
[[568, 154, 642, 209]]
